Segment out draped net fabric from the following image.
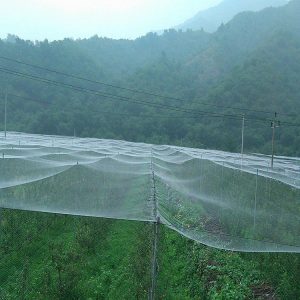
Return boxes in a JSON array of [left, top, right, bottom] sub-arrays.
[[0, 132, 299, 252]]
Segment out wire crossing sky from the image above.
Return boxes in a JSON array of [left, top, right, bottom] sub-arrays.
[[1, 132, 300, 252], [0, 0, 221, 41]]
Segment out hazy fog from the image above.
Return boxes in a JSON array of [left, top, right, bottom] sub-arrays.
[[0, 0, 221, 41]]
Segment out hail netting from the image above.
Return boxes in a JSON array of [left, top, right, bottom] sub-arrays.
[[0, 132, 300, 252]]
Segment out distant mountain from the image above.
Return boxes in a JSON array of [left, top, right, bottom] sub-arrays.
[[0, 0, 300, 154], [177, 0, 289, 33]]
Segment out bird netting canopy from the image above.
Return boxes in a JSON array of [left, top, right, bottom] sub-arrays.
[[0, 132, 300, 252]]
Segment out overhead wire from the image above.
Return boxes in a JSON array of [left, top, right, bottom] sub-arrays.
[[0, 55, 296, 117], [0, 62, 299, 127], [3, 91, 281, 127], [0, 65, 275, 124]]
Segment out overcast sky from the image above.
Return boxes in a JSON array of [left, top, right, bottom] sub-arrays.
[[0, 0, 222, 41]]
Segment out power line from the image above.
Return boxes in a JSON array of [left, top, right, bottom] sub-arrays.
[[4, 90, 281, 127], [5, 91, 204, 120], [0, 65, 275, 124], [2, 65, 300, 128], [90, 108, 300, 127], [0, 55, 294, 117], [7, 93, 267, 124]]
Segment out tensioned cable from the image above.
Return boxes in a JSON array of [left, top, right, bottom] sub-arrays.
[[6, 91, 276, 126], [2, 67, 300, 128], [5, 93, 216, 120], [0, 55, 295, 117], [0, 66, 275, 124]]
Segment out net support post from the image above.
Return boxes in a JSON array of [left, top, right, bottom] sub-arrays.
[[149, 147, 159, 300], [254, 169, 258, 230], [4, 91, 7, 139]]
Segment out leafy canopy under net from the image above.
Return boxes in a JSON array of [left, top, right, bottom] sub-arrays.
[[0, 132, 300, 252]]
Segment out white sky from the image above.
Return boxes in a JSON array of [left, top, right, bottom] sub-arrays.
[[0, 0, 222, 41]]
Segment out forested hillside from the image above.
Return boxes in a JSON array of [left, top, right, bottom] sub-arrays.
[[0, 0, 300, 155], [176, 0, 288, 33]]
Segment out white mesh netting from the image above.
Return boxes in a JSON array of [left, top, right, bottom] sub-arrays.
[[0, 132, 299, 252]]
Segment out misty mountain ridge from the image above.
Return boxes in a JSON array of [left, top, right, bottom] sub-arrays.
[[0, 0, 300, 154], [176, 0, 289, 33]]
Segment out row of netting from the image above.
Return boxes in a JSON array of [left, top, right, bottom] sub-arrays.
[[0, 132, 300, 252], [0, 132, 155, 221], [155, 156, 300, 252]]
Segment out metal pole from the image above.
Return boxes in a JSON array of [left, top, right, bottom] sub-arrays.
[[4, 91, 7, 139], [221, 162, 224, 202], [254, 169, 258, 230], [199, 154, 203, 193], [241, 115, 245, 156], [241, 115, 245, 168], [271, 113, 279, 169], [271, 122, 275, 168]]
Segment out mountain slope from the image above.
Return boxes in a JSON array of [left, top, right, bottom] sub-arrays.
[[165, 0, 300, 95], [177, 0, 288, 33], [201, 31, 300, 154], [0, 1, 300, 155]]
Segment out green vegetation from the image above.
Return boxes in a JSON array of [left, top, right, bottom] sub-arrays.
[[0, 209, 299, 299], [155, 159, 300, 254], [0, 209, 152, 299], [158, 226, 300, 299], [0, 0, 300, 298]]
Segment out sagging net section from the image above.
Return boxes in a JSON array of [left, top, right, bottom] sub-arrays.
[[0, 132, 300, 252]]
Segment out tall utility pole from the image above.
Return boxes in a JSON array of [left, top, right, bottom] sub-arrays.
[[4, 91, 7, 139], [241, 114, 245, 166], [271, 112, 280, 169]]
